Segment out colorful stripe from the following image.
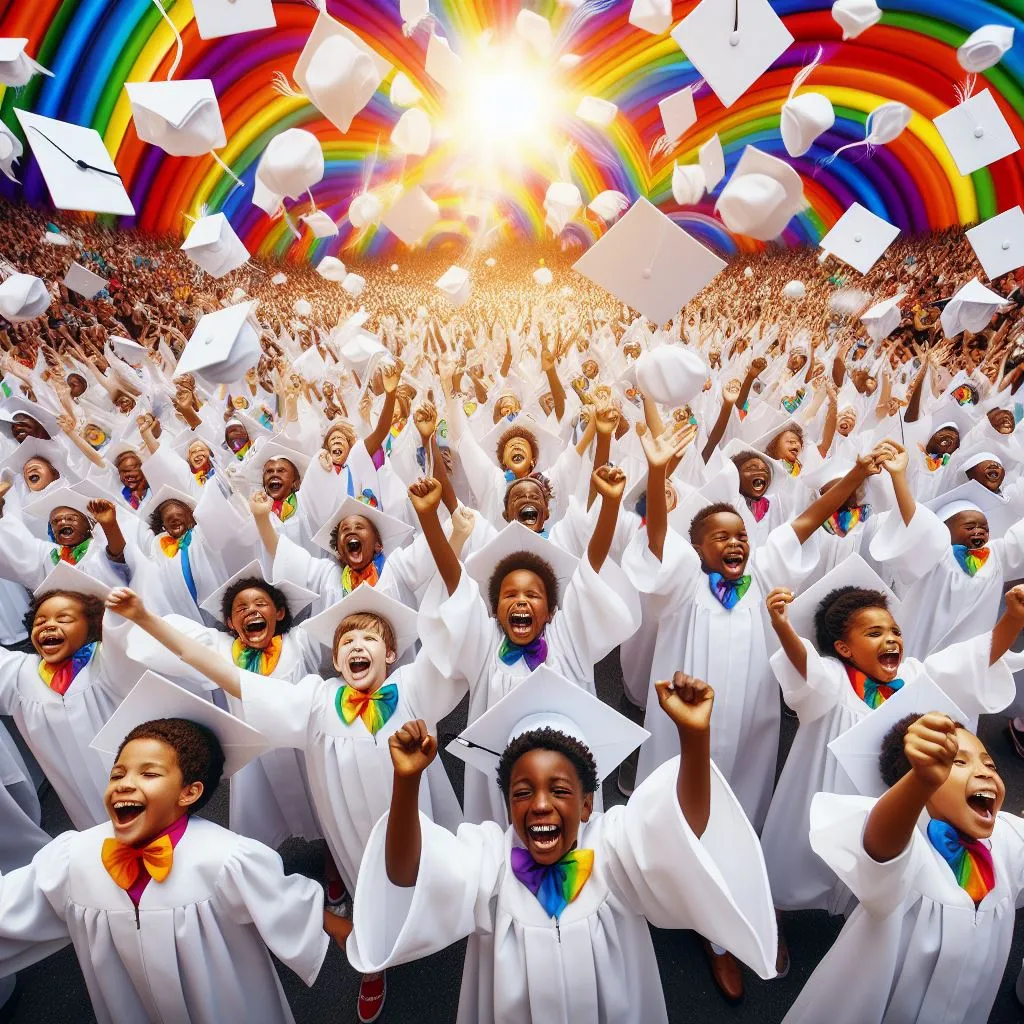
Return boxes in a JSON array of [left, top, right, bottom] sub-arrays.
[[37, 641, 98, 696], [336, 681, 398, 735], [925, 452, 951, 472], [341, 550, 386, 594], [231, 634, 282, 676], [271, 491, 298, 523], [49, 537, 90, 565], [952, 544, 990, 577], [844, 663, 904, 709], [510, 847, 594, 919], [707, 572, 751, 610], [927, 818, 995, 905], [160, 528, 197, 603], [822, 504, 872, 538]]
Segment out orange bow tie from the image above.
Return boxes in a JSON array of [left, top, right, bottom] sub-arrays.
[[101, 835, 174, 891]]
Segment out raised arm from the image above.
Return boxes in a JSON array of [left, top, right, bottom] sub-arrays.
[[587, 465, 625, 573], [880, 442, 915, 526], [362, 360, 402, 457], [990, 585, 1024, 665], [638, 420, 698, 562], [586, 401, 618, 510], [790, 447, 886, 545], [655, 673, 713, 838], [385, 720, 437, 886], [701, 378, 740, 464], [765, 587, 806, 678], [413, 401, 457, 514], [541, 334, 566, 422], [409, 477, 462, 596], [248, 491, 280, 560], [817, 382, 838, 459], [87, 500, 127, 564]]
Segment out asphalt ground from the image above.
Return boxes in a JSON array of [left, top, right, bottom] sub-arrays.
[[7, 648, 1024, 1023]]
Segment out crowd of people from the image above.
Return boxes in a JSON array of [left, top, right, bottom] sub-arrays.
[[0, 190, 1023, 1024]]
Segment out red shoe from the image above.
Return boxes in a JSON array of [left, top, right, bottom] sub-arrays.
[[358, 971, 386, 1023]]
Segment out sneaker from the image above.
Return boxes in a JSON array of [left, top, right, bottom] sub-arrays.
[[358, 971, 386, 1023], [325, 879, 350, 918], [1009, 719, 1024, 760]]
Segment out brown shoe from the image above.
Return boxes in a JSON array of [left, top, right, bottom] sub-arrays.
[[701, 939, 744, 1003], [775, 911, 791, 978]]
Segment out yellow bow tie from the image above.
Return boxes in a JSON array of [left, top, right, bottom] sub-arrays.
[[101, 835, 174, 891]]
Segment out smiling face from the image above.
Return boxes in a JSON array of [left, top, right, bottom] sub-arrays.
[[114, 392, 136, 414], [692, 511, 750, 580], [945, 510, 990, 550], [262, 458, 300, 501], [116, 453, 146, 493], [737, 457, 770, 500], [505, 479, 549, 533], [31, 593, 93, 664], [987, 409, 1016, 435], [68, 374, 87, 399], [496, 396, 520, 420], [49, 506, 90, 548], [833, 606, 903, 682], [105, 737, 202, 848], [966, 460, 1004, 493], [228, 586, 285, 651], [507, 748, 592, 866], [325, 428, 351, 467], [225, 424, 250, 452], [159, 500, 196, 540], [770, 429, 803, 464], [496, 569, 551, 646], [927, 427, 960, 457], [837, 408, 857, 437], [501, 436, 535, 478], [186, 441, 211, 472], [926, 729, 1004, 841], [333, 626, 396, 691], [335, 514, 382, 570], [22, 456, 58, 492]]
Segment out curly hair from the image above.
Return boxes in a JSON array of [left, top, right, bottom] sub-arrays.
[[329, 515, 381, 557], [25, 590, 105, 645], [220, 577, 294, 637], [495, 423, 539, 466], [730, 450, 773, 482], [503, 472, 554, 514], [488, 552, 560, 614], [147, 498, 195, 537], [767, 425, 804, 459], [688, 501, 742, 544], [878, 713, 967, 789], [115, 718, 225, 813], [332, 612, 398, 658], [813, 586, 891, 656], [497, 727, 599, 799]]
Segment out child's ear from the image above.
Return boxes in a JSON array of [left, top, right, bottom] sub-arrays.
[[274, 606, 286, 623], [580, 792, 594, 823], [385, 649, 397, 665], [178, 780, 204, 810], [834, 639, 852, 660]]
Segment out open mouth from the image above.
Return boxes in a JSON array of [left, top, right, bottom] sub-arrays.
[[266, 477, 285, 495], [722, 552, 745, 572], [57, 526, 77, 541], [527, 823, 560, 851], [112, 801, 145, 826], [508, 611, 534, 639], [509, 450, 526, 466], [347, 655, 372, 681], [967, 790, 997, 823], [38, 633, 64, 653], [517, 505, 540, 526], [750, 477, 767, 493], [243, 616, 268, 637], [26, 471, 42, 484], [344, 534, 363, 557], [878, 651, 901, 673]]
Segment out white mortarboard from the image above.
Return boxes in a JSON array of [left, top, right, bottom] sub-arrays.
[[0, 273, 50, 322], [786, 553, 900, 651], [544, 181, 583, 235], [828, 678, 968, 797], [192, 0, 276, 40], [251, 175, 282, 216], [34, 560, 113, 602], [587, 190, 630, 223], [425, 33, 463, 92], [576, 97, 618, 128], [342, 273, 366, 298], [391, 107, 432, 156], [293, 10, 391, 134], [0, 436, 75, 484], [672, 163, 706, 205], [251, 439, 311, 481], [966, 207, 1024, 281], [24, 480, 106, 524], [180, 212, 249, 279], [302, 583, 418, 658], [861, 292, 904, 343], [465, 522, 579, 605], [256, 128, 324, 200], [312, 496, 414, 555], [515, 9, 554, 57], [572, 197, 726, 328], [659, 86, 697, 142], [109, 336, 147, 362], [698, 134, 726, 191], [818, 203, 900, 276], [481, 413, 562, 473], [635, 344, 708, 407], [716, 146, 805, 242], [389, 71, 422, 108], [349, 191, 384, 229], [0, 38, 54, 87], [125, 79, 226, 158], [831, 0, 881, 40], [92, 671, 269, 778], [940, 277, 1007, 338], [176, 301, 261, 384], [147, 483, 197, 519], [63, 261, 107, 299], [436, 265, 471, 307], [199, 559, 317, 625], [925, 480, 1013, 538], [957, 25, 1015, 74], [671, 0, 794, 109], [381, 185, 439, 245], [338, 329, 388, 375], [630, 0, 673, 36], [782, 279, 806, 300], [271, 272, 288, 286], [933, 90, 1020, 177], [302, 209, 339, 238], [533, 267, 553, 287], [0, 121, 24, 182], [447, 664, 649, 782], [781, 51, 834, 158], [14, 110, 135, 217], [316, 255, 347, 282]]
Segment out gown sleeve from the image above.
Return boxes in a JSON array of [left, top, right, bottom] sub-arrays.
[[0, 516, 49, 591], [919, 633, 1015, 716], [600, 757, 777, 980], [455, 429, 504, 524], [769, 642, 846, 724], [868, 505, 950, 588], [123, 616, 224, 693], [992, 517, 1024, 581], [416, 571, 495, 684], [754, 522, 820, 591], [620, 524, 701, 602], [93, 613, 146, 698], [0, 648, 28, 716], [240, 670, 319, 751], [272, 536, 338, 609], [214, 835, 329, 987]]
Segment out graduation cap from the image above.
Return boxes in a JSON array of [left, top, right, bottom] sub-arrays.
[[109, 336, 147, 363], [781, 50, 835, 158], [659, 86, 697, 142], [446, 664, 649, 782], [181, 213, 249, 279], [302, 210, 339, 239], [939, 278, 1007, 338], [572, 198, 726, 328], [391, 107, 433, 157], [515, 9, 554, 56], [671, 0, 794, 109], [125, 79, 227, 159], [634, 343, 708, 408], [250, 439, 311, 481], [827, 677, 968, 797], [480, 413, 562, 474], [311, 495, 414, 556], [0, 273, 50, 322], [0, 121, 24, 183], [301, 582, 418, 659], [576, 97, 618, 128], [966, 208, 1024, 282], [176, 301, 261, 385], [15, 110, 134, 217], [0, 436, 76, 486], [0, 394, 60, 438], [256, 128, 324, 201], [316, 256, 347, 282], [390, 71, 422, 108], [193, 0, 275, 40], [464, 522, 579, 604], [925, 481, 1014, 539], [672, 163, 706, 206], [91, 671, 269, 778], [293, 9, 391, 134], [860, 293, 905, 343], [630, 0, 673, 36], [381, 185, 440, 246], [436, 265, 471, 307], [63, 262, 108, 299], [819, 203, 900, 276], [349, 191, 384, 229], [933, 90, 1020, 177], [148, 483, 197, 516], [716, 146, 805, 242], [33, 560, 114, 602], [0, 37, 53, 87], [23, 480, 111, 524], [831, 0, 881, 40], [425, 33, 463, 92], [342, 273, 366, 298], [699, 134, 726, 192], [957, 25, 1015, 74], [199, 559, 317, 625]]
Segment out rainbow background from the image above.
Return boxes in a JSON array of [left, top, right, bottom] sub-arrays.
[[1, 0, 1022, 264]]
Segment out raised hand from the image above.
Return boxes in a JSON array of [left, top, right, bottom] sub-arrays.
[[414, 401, 438, 440], [389, 719, 438, 778], [105, 587, 148, 623], [407, 476, 443, 515], [656, 672, 714, 735], [765, 587, 795, 629], [381, 359, 402, 394], [904, 713, 960, 791], [594, 400, 620, 436], [879, 440, 909, 475], [449, 504, 477, 541], [87, 499, 118, 527], [1004, 584, 1024, 622], [591, 463, 626, 501], [722, 378, 742, 405], [249, 491, 273, 519], [318, 450, 333, 472], [637, 420, 698, 468]]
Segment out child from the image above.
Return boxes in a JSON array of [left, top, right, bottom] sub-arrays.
[[411, 468, 640, 825], [0, 677, 342, 1023], [345, 668, 778, 1024], [783, 707, 1024, 1023]]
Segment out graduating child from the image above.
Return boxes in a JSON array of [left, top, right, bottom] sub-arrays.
[[411, 467, 640, 825], [0, 674, 343, 1024], [783, 701, 1024, 1023], [345, 667, 778, 1024]]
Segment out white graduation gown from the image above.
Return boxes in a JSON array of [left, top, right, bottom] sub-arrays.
[[417, 560, 641, 826], [782, 794, 1024, 1024], [0, 818, 329, 1024], [0, 722, 48, 872], [130, 526, 229, 622], [622, 523, 817, 829], [761, 635, 1014, 914], [239, 661, 466, 892], [347, 758, 777, 1024]]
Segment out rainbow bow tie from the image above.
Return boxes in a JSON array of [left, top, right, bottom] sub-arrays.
[[952, 544, 990, 577], [927, 819, 994, 905], [336, 682, 399, 735], [498, 633, 549, 671], [844, 664, 904, 709], [510, 846, 594, 919], [708, 572, 751, 610], [101, 835, 174, 891]]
